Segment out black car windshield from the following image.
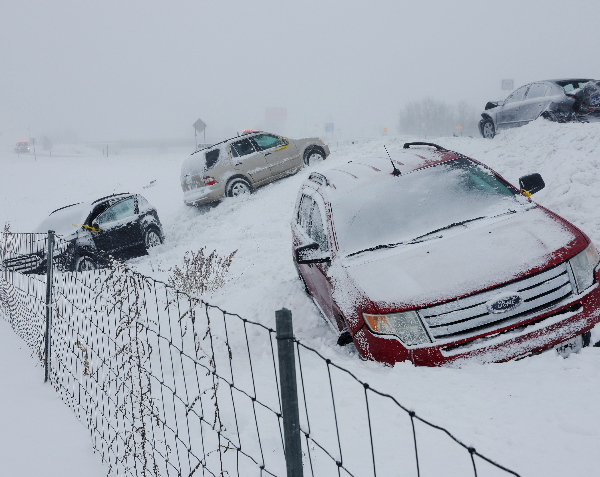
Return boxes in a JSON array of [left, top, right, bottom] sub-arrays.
[[331, 158, 532, 257]]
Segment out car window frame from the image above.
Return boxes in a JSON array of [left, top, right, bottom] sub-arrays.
[[95, 197, 137, 227], [230, 138, 257, 158], [505, 85, 529, 104]]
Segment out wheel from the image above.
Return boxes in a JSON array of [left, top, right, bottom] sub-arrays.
[[144, 228, 162, 250], [226, 178, 252, 197], [75, 256, 96, 272], [481, 118, 495, 139], [304, 147, 325, 166]]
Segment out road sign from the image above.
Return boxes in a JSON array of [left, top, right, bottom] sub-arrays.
[[501, 79, 514, 91], [324, 123, 334, 132], [456, 125, 462, 131], [382, 127, 388, 133], [193, 118, 207, 133]]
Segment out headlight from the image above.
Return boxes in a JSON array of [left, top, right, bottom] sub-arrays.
[[569, 243, 600, 293], [363, 311, 431, 346]]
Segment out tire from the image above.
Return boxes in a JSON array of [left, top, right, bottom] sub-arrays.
[[304, 147, 325, 166], [144, 228, 162, 251], [481, 118, 495, 139], [226, 177, 252, 197], [75, 256, 96, 272]]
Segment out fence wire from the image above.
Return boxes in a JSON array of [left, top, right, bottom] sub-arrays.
[[0, 231, 521, 477]]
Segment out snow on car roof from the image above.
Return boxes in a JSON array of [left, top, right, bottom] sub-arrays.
[[313, 147, 459, 194]]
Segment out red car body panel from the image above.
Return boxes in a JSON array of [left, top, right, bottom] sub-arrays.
[[292, 148, 600, 366]]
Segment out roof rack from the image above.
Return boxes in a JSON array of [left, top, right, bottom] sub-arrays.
[[403, 142, 448, 151], [49, 203, 82, 216], [308, 173, 329, 186]]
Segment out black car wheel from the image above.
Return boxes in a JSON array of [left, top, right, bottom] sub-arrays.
[[482, 118, 495, 139], [304, 147, 325, 166], [226, 178, 252, 197], [144, 228, 162, 251], [75, 256, 96, 272]]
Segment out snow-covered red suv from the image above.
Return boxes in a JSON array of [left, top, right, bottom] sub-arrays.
[[291, 142, 600, 366]]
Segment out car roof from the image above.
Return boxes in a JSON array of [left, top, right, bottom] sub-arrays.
[[191, 131, 266, 156], [305, 144, 463, 196]]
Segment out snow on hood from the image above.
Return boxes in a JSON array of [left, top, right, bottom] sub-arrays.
[[33, 202, 91, 237], [339, 207, 579, 309]]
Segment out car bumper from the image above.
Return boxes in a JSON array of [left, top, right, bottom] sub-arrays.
[[182, 183, 224, 206], [323, 145, 331, 157], [354, 276, 600, 367]]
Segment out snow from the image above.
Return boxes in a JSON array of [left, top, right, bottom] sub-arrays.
[[0, 319, 106, 477], [2, 119, 600, 475]]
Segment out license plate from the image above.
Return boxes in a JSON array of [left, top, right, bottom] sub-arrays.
[[555, 334, 584, 357]]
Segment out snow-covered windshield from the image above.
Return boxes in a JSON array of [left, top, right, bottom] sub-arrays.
[[332, 158, 531, 257], [33, 203, 90, 236]]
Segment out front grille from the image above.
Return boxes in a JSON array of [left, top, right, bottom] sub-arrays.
[[2, 254, 43, 273], [419, 262, 574, 341]]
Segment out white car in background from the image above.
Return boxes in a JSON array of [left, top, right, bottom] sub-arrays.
[[181, 131, 330, 206]]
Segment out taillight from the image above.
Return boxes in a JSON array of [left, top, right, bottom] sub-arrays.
[[203, 176, 216, 186]]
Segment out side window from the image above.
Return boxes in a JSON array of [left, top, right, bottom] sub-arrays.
[[97, 198, 135, 227], [298, 195, 313, 233], [205, 149, 220, 169], [230, 139, 255, 158], [310, 204, 328, 251], [505, 85, 528, 104], [526, 83, 549, 100], [253, 134, 285, 151]]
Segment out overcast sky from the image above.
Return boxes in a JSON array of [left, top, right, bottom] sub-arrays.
[[1, 0, 599, 143]]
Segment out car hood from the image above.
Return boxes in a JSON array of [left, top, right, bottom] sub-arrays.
[[337, 207, 584, 310]]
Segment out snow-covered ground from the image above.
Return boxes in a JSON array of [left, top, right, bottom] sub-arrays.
[[0, 319, 106, 477], [2, 119, 600, 475]]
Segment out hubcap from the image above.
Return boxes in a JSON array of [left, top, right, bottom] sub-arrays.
[[231, 182, 250, 196], [146, 231, 161, 248], [79, 258, 94, 271], [307, 153, 323, 165], [483, 122, 494, 138]]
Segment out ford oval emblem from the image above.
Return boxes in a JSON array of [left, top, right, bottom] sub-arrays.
[[486, 292, 522, 314]]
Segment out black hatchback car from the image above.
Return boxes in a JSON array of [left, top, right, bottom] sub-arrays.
[[3, 193, 164, 273]]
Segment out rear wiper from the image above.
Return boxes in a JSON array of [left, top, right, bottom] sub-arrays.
[[346, 216, 489, 258]]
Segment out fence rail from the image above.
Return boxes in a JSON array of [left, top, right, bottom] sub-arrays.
[[0, 231, 521, 477]]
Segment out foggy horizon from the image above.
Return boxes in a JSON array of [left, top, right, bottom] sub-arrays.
[[2, 0, 599, 144]]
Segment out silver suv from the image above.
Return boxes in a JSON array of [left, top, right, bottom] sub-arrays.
[[181, 131, 330, 206]]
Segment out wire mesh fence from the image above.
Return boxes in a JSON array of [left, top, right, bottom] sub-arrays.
[[0, 231, 522, 477]]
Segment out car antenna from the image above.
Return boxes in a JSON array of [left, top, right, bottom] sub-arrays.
[[384, 145, 401, 176]]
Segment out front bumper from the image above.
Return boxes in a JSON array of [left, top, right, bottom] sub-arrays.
[[353, 275, 600, 367]]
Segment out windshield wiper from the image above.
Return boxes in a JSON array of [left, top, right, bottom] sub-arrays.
[[346, 216, 491, 258]]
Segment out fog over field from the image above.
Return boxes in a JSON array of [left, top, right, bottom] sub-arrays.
[[1, 0, 599, 144]]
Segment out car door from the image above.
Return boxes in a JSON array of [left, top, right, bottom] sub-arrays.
[[496, 85, 529, 129], [251, 133, 300, 176], [520, 83, 551, 122], [230, 138, 271, 185], [93, 197, 140, 255], [294, 192, 334, 322]]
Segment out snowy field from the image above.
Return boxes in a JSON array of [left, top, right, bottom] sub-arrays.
[[2, 119, 600, 475]]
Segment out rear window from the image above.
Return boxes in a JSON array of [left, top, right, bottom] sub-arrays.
[[205, 149, 220, 169]]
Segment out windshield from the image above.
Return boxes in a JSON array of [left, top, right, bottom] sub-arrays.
[[34, 203, 90, 236], [331, 158, 531, 256]]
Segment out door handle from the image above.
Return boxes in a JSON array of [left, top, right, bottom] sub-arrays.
[[264, 152, 272, 157]]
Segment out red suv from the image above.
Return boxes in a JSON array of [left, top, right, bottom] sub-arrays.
[[291, 142, 600, 366]]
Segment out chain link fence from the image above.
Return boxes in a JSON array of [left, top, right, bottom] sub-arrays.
[[0, 231, 521, 477]]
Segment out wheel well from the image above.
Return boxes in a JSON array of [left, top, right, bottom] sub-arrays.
[[481, 113, 493, 122], [304, 145, 325, 159]]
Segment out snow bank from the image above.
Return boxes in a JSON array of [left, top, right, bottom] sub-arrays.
[[2, 120, 600, 475]]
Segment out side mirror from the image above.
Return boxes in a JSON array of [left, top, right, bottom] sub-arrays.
[[296, 242, 331, 264], [519, 173, 545, 196]]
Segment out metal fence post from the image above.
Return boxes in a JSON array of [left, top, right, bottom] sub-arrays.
[[276, 308, 304, 477], [44, 230, 54, 383]]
